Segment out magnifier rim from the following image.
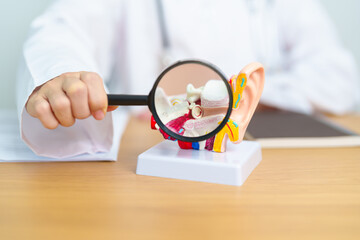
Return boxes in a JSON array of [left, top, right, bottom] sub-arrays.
[[148, 59, 233, 143]]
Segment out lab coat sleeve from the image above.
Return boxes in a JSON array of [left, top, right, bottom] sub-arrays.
[[16, 0, 123, 158], [261, 0, 359, 114]]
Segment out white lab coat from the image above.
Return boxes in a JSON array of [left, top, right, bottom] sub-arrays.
[[17, 0, 359, 158]]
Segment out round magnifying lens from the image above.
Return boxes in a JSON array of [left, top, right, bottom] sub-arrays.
[[149, 60, 233, 142]]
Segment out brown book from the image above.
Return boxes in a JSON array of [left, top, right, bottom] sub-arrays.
[[245, 110, 360, 148]]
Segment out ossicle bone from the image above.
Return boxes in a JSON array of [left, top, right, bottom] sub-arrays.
[[186, 84, 203, 103]]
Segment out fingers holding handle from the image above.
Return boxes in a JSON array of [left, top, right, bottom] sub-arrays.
[[25, 72, 109, 129]]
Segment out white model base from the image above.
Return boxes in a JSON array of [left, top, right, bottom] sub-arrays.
[[136, 140, 262, 186]]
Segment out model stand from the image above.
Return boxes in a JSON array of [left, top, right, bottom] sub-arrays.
[[137, 140, 262, 186]]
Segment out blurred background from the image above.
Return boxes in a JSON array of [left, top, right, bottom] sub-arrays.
[[0, 0, 359, 110]]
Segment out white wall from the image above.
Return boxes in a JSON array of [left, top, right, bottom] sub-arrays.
[[319, 0, 360, 111], [0, 0, 54, 109], [0, 0, 359, 110], [319, 0, 360, 76]]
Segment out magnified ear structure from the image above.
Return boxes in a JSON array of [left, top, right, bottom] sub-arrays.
[[151, 62, 265, 153]]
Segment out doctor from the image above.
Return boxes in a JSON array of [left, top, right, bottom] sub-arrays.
[[17, 0, 359, 158]]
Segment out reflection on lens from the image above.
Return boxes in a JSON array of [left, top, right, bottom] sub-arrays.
[[155, 79, 229, 138]]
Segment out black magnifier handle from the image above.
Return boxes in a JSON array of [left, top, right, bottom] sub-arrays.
[[107, 94, 148, 106]]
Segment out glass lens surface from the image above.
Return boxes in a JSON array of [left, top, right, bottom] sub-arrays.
[[153, 62, 232, 141]]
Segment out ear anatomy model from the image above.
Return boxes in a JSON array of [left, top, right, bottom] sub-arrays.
[[151, 62, 265, 153]]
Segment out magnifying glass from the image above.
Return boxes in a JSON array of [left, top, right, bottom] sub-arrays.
[[107, 59, 233, 142]]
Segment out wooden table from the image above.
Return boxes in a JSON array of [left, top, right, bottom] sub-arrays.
[[0, 115, 359, 240]]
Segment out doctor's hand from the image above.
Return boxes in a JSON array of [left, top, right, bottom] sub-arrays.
[[26, 72, 117, 129]]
